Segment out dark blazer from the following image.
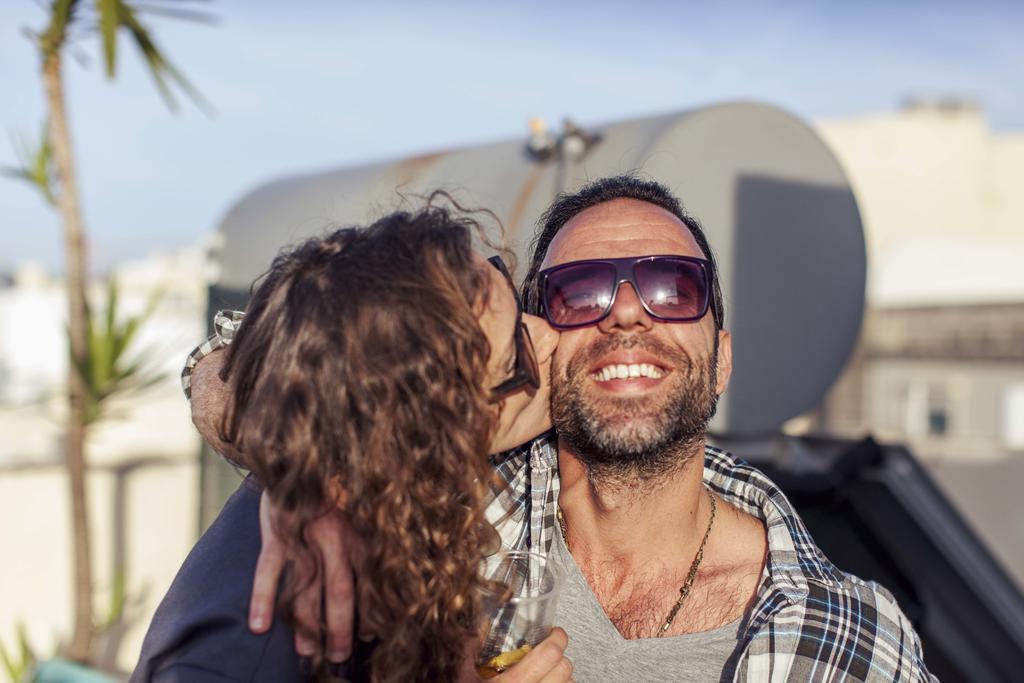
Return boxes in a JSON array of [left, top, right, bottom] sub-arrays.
[[131, 477, 312, 682]]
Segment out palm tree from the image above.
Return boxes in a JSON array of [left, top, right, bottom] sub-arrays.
[[17, 0, 208, 663]]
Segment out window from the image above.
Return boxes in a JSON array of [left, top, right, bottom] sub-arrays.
[[927, 385, 949, 437], [905, 378, 953, 441]]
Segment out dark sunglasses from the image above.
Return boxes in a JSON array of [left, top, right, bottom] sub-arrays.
[[538, 255, 713, 330], [487, 256, 541, 401]]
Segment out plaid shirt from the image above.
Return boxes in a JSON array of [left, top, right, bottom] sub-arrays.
[[184, 311, 934, 682], [490, 435, 934, 682]]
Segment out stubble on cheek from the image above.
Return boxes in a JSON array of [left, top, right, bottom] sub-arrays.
[[550, 335, 700, 449], [549, 327, 722, 489]]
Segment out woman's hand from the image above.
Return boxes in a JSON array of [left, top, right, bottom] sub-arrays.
[[250, 491, 362, 663]]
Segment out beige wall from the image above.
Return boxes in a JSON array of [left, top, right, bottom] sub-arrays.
[[818, 104, 1024, 250], [815, 104, 1024, 463], [0, 246, 211, 674], [990, 136, 1024, 238], [817, 104, 1024, 307], [0, 450, 199, 673]]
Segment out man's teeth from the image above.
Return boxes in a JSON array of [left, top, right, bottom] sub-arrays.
[[593, 363, 665, 382]]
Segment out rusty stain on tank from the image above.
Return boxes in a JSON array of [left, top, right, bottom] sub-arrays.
[[507, 165, 546, 236], [395, 150, 447, 187]]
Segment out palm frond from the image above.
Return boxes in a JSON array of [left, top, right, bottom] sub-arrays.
[[1, 167, 33, 182], [96, 0, 119, 77], [105, 0, 213, 114], [40, 0, 82, 56], [0, 638, 17, 683], [0, 622, 36, 683], [96, 566, 127, 631], [69, 278, 168, 426], [132, 3, 219, 25], [3, 123, 57, 206]]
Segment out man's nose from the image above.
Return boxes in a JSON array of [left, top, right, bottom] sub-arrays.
[[597, 282, 654, 333]]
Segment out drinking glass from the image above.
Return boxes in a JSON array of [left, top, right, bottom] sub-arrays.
[[475, 551, 562, 679]]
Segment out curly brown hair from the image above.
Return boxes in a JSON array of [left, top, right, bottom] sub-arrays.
[[219, 198, 504, 681]]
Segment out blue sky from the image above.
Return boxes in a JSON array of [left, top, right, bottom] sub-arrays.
[[2, 0, 1021, 272]]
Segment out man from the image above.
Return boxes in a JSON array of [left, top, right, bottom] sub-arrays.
[[155, 176, 933, 681]]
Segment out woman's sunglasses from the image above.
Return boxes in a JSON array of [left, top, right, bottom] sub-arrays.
[[487, 256, 541, 402], [538, 255, 713, 330]]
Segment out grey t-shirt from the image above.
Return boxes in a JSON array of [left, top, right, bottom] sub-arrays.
[[551, 525, 744, 682]]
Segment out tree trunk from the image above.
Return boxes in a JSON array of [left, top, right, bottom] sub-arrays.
[[44, 50, 94, 664]]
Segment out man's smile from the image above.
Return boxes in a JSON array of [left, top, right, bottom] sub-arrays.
[[588, 350, 671, 393]]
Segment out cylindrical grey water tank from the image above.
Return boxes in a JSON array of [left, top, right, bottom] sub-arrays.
[[212, 101, 865, 436]]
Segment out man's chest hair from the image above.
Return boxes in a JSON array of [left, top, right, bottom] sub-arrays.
[[585, 562, 760, 639]]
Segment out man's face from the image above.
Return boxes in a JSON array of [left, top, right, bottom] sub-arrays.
[[542, 198, 733, 479]]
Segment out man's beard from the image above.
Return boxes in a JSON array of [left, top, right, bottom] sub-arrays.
[[551, 333, 719, 486]]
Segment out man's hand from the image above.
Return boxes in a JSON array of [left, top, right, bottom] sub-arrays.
[[189, 349, 246, 467], [251, 492, 359, 663], [461, 628, 573, 682]]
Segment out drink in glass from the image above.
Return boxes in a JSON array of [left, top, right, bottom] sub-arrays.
[[475, 551, 561, 679]]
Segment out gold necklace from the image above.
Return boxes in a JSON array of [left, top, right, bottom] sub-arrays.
[[556, 488, 717, 638]]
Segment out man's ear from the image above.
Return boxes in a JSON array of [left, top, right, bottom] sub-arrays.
[[715, 328, 733, 396]]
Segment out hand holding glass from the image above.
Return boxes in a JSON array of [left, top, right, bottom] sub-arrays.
[[475, 551, 562, 679]]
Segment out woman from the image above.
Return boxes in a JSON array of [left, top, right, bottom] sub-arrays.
[[215, 198, 565, 682]]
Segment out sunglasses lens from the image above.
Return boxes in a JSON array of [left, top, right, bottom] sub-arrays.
[[634, 258, 709, 320], [543, 262, 617, 327]]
